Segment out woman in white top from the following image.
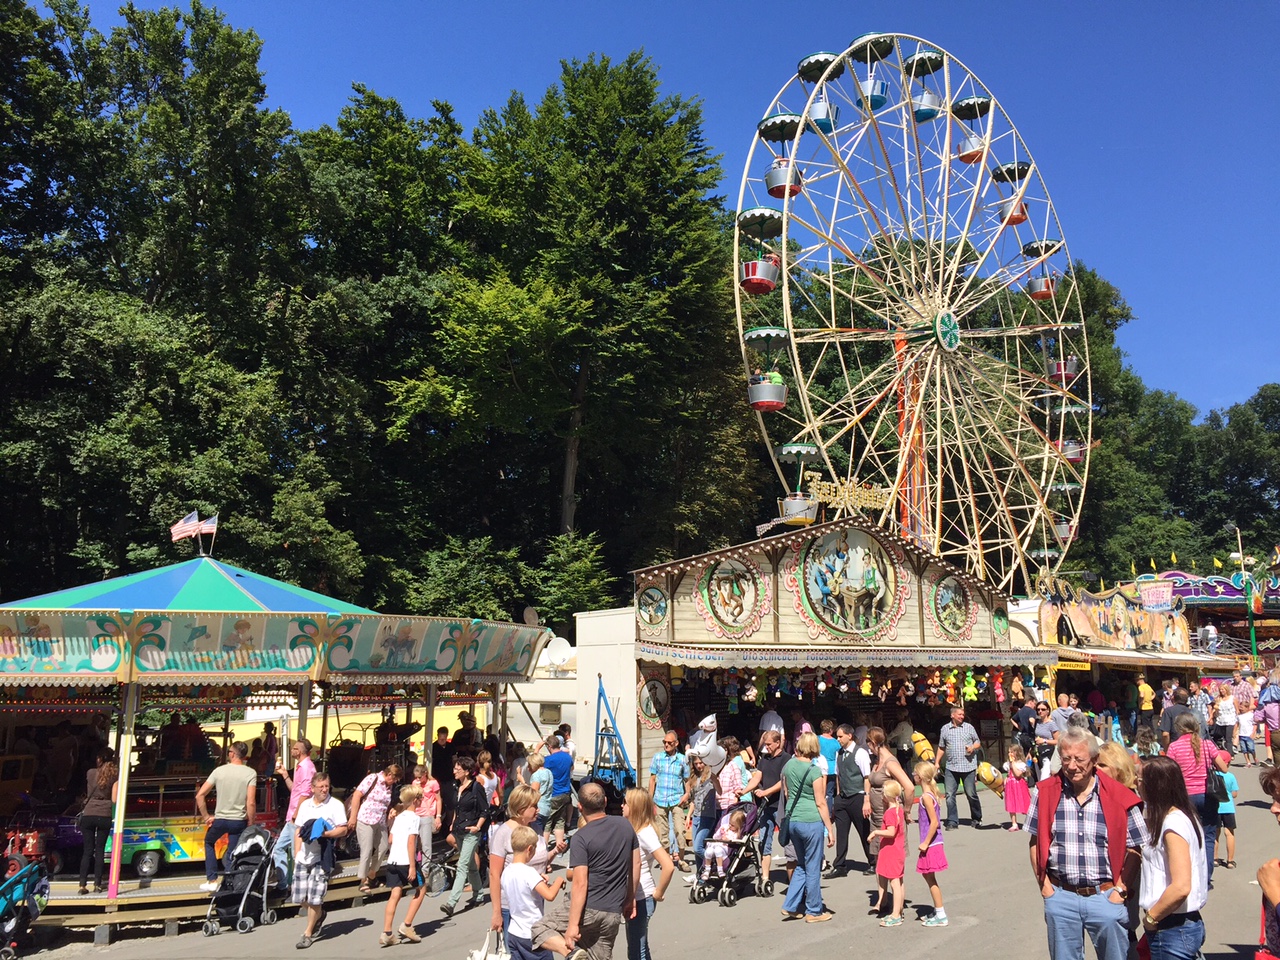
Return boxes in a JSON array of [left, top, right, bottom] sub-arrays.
[[1138, 756, 1209, 960], [623, 787, 675, 960], [488, 785, 549, 934]]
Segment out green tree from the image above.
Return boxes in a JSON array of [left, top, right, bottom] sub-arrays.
[[522, 532, 618, 639]]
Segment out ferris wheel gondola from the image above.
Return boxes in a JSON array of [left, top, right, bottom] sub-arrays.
[[734, 33, 1092, 594]]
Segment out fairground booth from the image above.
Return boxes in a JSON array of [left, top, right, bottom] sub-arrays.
[[0, 556, 549, 920], [626, 515, 1054, 779], [1032, 573, 1240, 704]]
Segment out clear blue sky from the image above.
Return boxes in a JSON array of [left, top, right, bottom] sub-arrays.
[[86, 0, 1279, 416]]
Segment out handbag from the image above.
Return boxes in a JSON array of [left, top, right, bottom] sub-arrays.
[[777, 765, 813, 848], [1205, 748, 1230, 804], [467, 930, 510, 960]]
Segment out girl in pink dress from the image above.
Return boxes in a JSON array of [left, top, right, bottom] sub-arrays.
[[913, 762, 949, 927], [869, 780, 907, 927], [1003, 744, 1032, 830]]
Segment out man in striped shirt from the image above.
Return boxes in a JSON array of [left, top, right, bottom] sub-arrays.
[[935, 706, 982, 829]]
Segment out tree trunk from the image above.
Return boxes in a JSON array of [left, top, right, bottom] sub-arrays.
[[559, 362, 589, 533]]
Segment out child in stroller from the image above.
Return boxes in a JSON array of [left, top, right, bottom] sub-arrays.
[[202, 825, 284, 936], [688, 802, 762, 907]]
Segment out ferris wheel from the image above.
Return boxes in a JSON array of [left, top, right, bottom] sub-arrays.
[[735, 33, 1090, 595]]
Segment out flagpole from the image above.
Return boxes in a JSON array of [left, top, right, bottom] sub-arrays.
[[208, 521, 218, 557]]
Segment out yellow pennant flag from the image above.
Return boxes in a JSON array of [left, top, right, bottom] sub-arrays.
[[1149, 558, 1157, 571], [1099, 578, 1105, 591], [1171, 551, 1178, 565], [1191, 558, 1197, 571], [1213, 557, 1224, 569], [1130, 559, 1136, 577]]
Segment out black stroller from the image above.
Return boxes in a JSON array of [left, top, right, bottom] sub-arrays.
[[688, 801, 768, 907], [202, 826, 285, 936]]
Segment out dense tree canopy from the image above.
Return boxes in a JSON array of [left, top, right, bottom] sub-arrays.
[[0, 1, 1273, 621]]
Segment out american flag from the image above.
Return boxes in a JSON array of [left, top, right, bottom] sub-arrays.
[[170, 511, 200, 542], [198, 514, 218, 535]]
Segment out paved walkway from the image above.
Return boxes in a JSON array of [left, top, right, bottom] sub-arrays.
[[33, 766, 1275, 960]]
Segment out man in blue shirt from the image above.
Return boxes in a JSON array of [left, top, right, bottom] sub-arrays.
[[543, 735, 575, 855], [648, 731, 691, 871]]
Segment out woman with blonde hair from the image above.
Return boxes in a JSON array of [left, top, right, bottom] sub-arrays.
[[488, 784, 548, 933], [779, 732, 835, 923], [623, 787, 675, 960], [1097, 740, 1140, 791]]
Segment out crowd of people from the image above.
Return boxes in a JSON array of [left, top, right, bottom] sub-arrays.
[[160, 671, 1280, 960]]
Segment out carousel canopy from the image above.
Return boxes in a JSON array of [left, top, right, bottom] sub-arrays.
[[1, 557, 378, 615]]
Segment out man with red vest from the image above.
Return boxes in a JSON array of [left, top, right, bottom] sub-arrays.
[[1026, 727, 1148, 960]]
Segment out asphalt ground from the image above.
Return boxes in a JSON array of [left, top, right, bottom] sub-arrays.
[[32, 763, 1277, 960]]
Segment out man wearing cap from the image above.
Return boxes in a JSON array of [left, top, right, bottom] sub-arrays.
[[452, 711, 482, 757]]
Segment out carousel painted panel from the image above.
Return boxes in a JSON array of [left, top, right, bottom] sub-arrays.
[[131, 613, 321, 675], [1037, 578, 1191, 654], [328, 617, 547, 680], [922, 571, 980, 643], [0, 611, 116, 679], [783, 528, 909, 642]]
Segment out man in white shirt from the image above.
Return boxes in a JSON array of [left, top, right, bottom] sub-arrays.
[[758, 707, 785, 736], [291, 772, 349, 949], [557, 724, 577, 761], [829, 724, 874, 876]]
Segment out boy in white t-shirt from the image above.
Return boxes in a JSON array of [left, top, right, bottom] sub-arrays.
[[381, 784, 426, 947], [502, 825, 565, 960]]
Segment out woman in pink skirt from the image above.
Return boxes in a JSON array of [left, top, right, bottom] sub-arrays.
[[912, 762, 949, 927], [1003, 744, 1032, 830]]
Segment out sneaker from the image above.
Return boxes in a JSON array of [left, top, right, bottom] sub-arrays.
[[379, 932, 397, 948], [922, 914, 949, 927], [566, 950, 592, 960], [805, 912, 834, 923], [398, 923, 421, 943], [199, 881, 219, 893], [440, 902, 455, 918], [683, 874, 696, 885], [296, 936, 314, 950], [879, 916, 904, 927]]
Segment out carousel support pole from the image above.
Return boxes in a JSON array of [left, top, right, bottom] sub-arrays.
[[107, 682, 140, 901], [500, 683, 510, 750], [222, 706, 232, 757], [318, 698, 330, 771], [297, 680, 312, 743], [491, 683, 501, 745], [425, 683, 437, 769]]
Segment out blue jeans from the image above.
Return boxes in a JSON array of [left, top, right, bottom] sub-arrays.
[[1189, 793, 1219, 881], [204, 817, 247, 881], [756, 802, 778, 857], [625, 894, 656, 960], [272, 819, 296, 886], [446, 829, 483, 909], [1042, 886, 1129, 960], [1146, 918, 1205, 960], [781, 819, 825, 917], [691, 816, 712, 872], [943, 768, 981, 826]]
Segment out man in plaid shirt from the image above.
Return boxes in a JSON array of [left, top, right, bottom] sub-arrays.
[[1027, 727, 1148, 960], [935, 706, 982, 829], [649, 731, 691, 870]]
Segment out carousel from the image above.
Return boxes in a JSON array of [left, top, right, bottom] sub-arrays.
[[0, 556, 550, 933]]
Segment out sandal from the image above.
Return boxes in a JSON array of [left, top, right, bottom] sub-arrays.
[[359, 884, 372, 894], [1226, 860, 1237, 869]]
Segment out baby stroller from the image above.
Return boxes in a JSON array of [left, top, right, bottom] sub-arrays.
[[688, 801, 765, 907], [202, 826, 284, 936], [0, 853, 49, 959]]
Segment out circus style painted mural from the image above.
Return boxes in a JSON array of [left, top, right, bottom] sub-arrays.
[[787, 528, 908, 641], [693, 558, 771, 639], [1036, 577, 1191, 654]]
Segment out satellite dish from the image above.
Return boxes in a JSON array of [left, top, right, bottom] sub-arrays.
[[545, 636, 572, 666], [522, 606, 540, 626]]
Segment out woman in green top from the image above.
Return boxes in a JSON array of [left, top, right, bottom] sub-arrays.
[[779, 732, 835, 922]]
